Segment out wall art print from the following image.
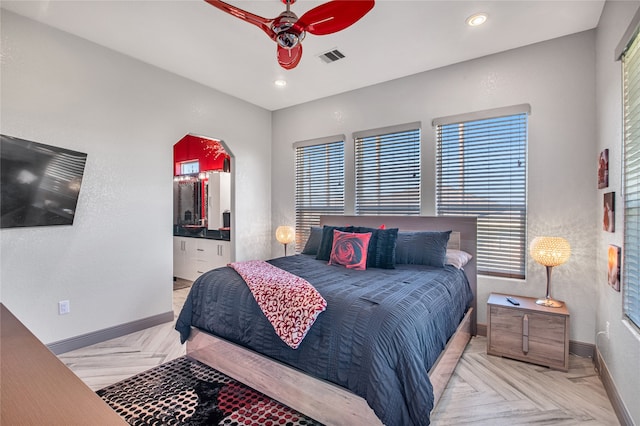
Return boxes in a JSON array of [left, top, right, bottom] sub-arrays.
[[603, 192, 615, 233], [598, 148, 609, 189], [608, 245, 621, 292]]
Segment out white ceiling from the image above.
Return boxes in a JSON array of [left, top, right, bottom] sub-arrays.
[[1, 0, 605, 111]]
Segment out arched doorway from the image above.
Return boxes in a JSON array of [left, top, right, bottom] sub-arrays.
[[172, 134, 234, 285]]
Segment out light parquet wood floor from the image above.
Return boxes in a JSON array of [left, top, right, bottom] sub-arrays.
[[58, 285, 619, 425], [431, 338, 618, 425], [58, 286, 190, 391]]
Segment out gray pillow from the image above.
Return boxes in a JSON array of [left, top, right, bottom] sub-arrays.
[[395, 230, 452, 267], [301, 226, 323, 255]]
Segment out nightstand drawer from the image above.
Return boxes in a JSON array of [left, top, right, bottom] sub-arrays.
[[487, 293, 569, 371], [489, 306, 566, 342]]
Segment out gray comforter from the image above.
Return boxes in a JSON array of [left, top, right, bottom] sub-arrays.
[[176, 254, 473, 425]]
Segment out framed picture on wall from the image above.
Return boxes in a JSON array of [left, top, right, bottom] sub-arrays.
[[603, 192, 615, 232], [598, 148, 609, 189], [608, 245, 621, 291]]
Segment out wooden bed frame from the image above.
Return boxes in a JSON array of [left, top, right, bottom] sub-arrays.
[[187, 215, 477, 425]]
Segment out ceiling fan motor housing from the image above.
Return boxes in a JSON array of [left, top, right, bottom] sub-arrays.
[[273, 12, 305, 49]]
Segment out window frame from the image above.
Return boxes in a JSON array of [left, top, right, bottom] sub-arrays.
[[353, 122, 422, 216], [619, 17, 640, 330], [434, 104, 530, 279], [293, 135, 345, 252]]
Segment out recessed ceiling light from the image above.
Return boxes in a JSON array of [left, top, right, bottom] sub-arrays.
[[274, 79, 287, 87], [466, 13, 488, 27]]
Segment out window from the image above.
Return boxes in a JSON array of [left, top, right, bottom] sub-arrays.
[[354, 123, 421, 215], [294, 137, 345, 250], [435, 106, 529, 279], [621, 24, 640, 329]]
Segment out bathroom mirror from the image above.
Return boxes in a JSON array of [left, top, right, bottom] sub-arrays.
[[173, 134, 232, 240]]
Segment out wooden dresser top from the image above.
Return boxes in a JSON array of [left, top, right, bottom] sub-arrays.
[[1, 304, 125, 425]]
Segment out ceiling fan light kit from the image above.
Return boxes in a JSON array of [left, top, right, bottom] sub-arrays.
[[204, 0, 375, 69]]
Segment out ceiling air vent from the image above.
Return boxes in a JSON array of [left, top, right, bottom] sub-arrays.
[[318, 49, 345, 64]]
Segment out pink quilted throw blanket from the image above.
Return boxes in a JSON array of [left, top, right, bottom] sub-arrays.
[[228, 260, 327, 349]]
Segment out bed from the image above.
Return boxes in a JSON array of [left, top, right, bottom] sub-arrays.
[[176, 215, 477, 425]]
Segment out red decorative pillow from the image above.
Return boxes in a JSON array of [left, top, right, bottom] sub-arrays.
[[329, 230, 371, 270]]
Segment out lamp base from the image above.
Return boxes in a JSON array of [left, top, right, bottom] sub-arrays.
[[536, 297, 564, 308]]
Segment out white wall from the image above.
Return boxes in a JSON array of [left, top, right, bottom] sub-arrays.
[[595, 1, 640, 424], [272, 31, 598, 344], [0, 11, 272, 344]]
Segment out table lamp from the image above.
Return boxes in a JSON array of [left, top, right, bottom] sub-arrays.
[[276, 225, 295, 256], [530, 236, 571, 308]]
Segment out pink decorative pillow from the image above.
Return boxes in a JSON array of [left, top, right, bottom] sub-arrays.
[[329, 230, 371, 270]]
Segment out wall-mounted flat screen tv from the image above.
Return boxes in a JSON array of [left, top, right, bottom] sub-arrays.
[[1, 134, 88, 228]]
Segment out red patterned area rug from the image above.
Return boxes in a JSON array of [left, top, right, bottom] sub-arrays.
[[97, 356, 323, 426]]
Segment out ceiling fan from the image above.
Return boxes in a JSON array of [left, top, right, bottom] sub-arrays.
[[204, 0, 375, 70]]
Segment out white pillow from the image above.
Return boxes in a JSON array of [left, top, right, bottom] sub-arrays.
[[446, 249, 473, 269]]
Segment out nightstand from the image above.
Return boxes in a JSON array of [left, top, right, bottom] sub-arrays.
[[487, 293, 570, 371]]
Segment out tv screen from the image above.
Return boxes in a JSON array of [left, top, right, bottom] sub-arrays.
[[1, 134, 88, 228]]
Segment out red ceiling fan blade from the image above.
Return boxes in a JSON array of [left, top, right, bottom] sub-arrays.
[[295, 0, 374, 36], [204, 0, 276, 40], [277, 44, 303, 70]]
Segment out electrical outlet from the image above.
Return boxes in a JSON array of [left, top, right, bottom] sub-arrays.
[[606, 321, 610, 339], [58, 300, 70, 315]]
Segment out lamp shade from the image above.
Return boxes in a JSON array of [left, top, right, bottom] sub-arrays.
[[275, 226, 295, 245], [530, 237, 571, 267]]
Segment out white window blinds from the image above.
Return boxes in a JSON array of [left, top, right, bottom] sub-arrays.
[[435, 107, 529, 279], [354, 123, 421, 215], [622, 28, 640, 329], [294, 138, 345, 250]]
